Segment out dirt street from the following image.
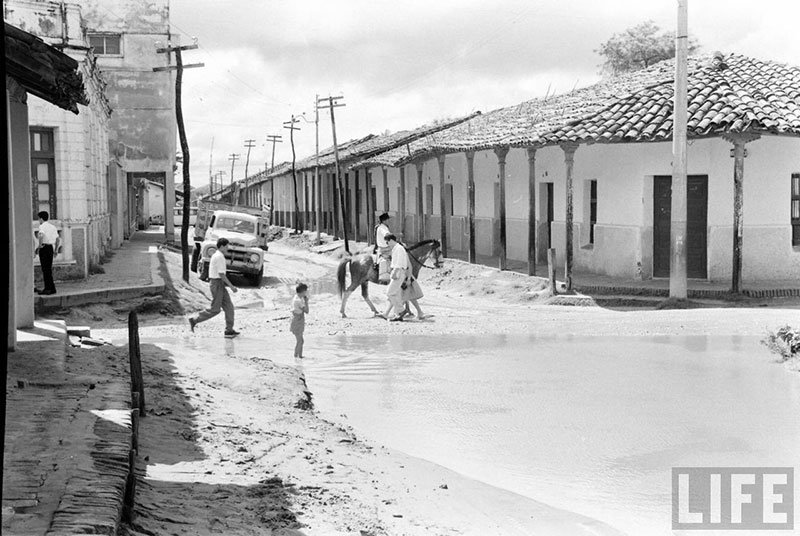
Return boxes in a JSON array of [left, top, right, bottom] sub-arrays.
[[52, 233, 798, 536]]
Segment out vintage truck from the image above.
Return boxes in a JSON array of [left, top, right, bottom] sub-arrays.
[[192, 201, 270, 286]]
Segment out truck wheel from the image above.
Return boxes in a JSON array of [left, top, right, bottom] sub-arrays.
[[249, 268, 263, 287], [190, 245, 200, 272]]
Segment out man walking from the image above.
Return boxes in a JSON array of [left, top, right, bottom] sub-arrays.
[[35, 211, 60, 295], [383, 233, 409, 321], [189, 237, 240, 337]]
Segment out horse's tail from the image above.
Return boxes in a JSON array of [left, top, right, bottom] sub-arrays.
[[336, 258, 350, 298]]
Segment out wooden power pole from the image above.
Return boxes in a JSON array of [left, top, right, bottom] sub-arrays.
[[283, 116, 302, 233], [265, 134, 282, 225], [317, 95, 349, 253], [670, 0, 689, 299], [154, 42, 204, 282], [228, 153, 240, 203], [243, 139, 256, 205]]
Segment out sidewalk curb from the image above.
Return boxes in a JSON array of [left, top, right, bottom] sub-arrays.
[[34, 247, 167, 313]]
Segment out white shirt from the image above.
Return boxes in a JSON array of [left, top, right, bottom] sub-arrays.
[[376, 223, 390, 248], [38, 221, 59, 246], [209, 249, 227, 279], [390, 242, 409, 270]]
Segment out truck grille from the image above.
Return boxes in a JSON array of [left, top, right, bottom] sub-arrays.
[[225, 248, 251, 263]]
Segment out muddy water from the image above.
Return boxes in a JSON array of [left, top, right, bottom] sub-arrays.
[[143, 332, 800, 535], [296, 334, 800, 536]]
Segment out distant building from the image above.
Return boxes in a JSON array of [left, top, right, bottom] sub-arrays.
[[80, 0, 177, 242]]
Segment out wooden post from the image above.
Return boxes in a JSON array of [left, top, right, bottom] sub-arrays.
[[415, 161, 425, 241], [382, 166, 389, 212], [527, 147, 537, 276], [726, 133, 759, 293], [331, 171, 339, 239], [438, 154, 448, 257], [466, 150, 476, 264], [399, 166, 407, 240], [128, 311, 145, 416], [495, 146, 509, 270], [364, 168, 372, 240], [303, 170, 309, 230], [350, 170, 359, 242], [561, 143, 578, 291], [547, 248, 557, 294]]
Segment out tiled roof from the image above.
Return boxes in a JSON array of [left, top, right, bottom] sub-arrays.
[[542, 53, 800, 144], [356, 57, 701, 168], [285, 113, 479, 172]]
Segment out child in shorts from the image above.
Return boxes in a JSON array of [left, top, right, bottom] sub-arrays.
[[290, 283, 309, 358]]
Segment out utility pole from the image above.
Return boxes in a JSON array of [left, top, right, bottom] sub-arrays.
[[228, 153, 240, 204], [154, 41, 204, 282], [243, 139, 256, 206], [670, 0, 689, 299], [208, 136, 214, 195], [266, 134, 282, 172], [265, 134, 282, 226], [317, 95, 349, 253], [214, 171, 226, 197], [314, 95, 321, 244], [283, 116, 302, 233]]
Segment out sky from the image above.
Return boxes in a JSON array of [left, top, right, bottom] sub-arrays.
[[168, 0, 800, 188]]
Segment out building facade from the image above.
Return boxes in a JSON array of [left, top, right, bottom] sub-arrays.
[[5, 0, 116, 280], [81, 0, 177, 242]]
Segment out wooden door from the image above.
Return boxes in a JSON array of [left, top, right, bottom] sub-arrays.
[[653, 175, 708, 278]]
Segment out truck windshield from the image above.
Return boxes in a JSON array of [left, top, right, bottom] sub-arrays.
[[215, 217, 255, 234]]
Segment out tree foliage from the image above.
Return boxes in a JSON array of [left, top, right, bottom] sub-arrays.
[[596, 20, 699, 76]]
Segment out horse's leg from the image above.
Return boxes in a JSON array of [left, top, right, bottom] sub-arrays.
[[340, 261, 363, 318], [340, 287, 353, 318], [360, 282, 380, 316]]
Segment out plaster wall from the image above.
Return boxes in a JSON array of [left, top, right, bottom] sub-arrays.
[[9, 91, 35, 329], [82, 0, 176, 241]]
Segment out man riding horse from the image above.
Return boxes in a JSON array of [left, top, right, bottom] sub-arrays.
[[374, 212, 392, 283]]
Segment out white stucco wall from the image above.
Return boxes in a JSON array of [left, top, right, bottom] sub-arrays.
[[373, 135, 800, 283]]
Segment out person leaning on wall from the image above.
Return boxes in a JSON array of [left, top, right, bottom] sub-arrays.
[[35, 211, 60, 295]]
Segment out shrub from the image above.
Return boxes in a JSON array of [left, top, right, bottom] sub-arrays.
[[761, 326, 800, 362]]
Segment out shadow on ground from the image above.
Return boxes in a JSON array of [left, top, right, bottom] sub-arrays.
[[120, 343, 303, 536]]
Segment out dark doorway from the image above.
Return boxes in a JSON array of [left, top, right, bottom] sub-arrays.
[[653, 175, 708, 278]]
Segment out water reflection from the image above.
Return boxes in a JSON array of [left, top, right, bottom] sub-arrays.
[[298, 334, 800, 536]]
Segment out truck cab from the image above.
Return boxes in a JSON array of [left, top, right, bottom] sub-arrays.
[[194, 204, 270, 286]]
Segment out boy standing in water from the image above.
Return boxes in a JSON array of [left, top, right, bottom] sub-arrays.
[[291, 283, 309, 358]]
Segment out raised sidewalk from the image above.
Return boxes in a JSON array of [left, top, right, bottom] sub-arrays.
[[4, 229, 167, 535], [35, 229, 166, 313]]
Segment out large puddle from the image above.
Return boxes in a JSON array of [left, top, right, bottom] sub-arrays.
[[300, 334, 800, 535], [144, 332, 800, 535]]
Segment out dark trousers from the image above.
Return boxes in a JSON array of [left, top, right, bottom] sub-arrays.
[[39, 244, 55, 292]]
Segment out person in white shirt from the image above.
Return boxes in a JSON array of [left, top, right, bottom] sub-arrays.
[[374, 213, 392, 282], [36, 211, 60, 295], [189, 237, 240, 337], [383, 233, 409, 321]]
